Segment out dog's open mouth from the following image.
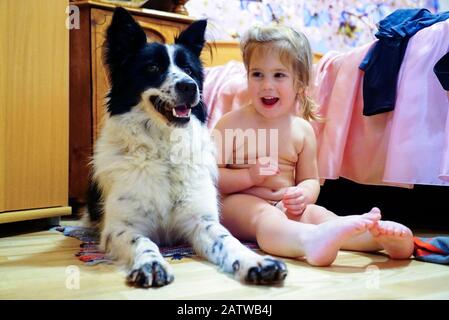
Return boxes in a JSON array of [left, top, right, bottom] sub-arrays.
[[149, 96, 193, 123], [172, 104, 191, 118]]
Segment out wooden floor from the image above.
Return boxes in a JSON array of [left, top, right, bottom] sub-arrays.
[[1, 219, 449, 300]]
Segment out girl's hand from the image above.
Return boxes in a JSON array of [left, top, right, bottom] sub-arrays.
[[282, 187, 308, 216], [248, 157, 279, 186]]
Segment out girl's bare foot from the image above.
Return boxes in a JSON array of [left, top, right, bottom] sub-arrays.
[[370, 220, 414, 259], [302, 208, 381, 266]]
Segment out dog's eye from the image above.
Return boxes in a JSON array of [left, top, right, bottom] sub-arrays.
[[183, 67, 192, 75], [147, 65, 159, 73]]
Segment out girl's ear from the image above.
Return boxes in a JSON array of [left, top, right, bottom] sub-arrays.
[[294, 81, 304, 99]]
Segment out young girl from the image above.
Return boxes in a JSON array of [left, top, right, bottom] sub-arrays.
[[212, 25, 414, 266]]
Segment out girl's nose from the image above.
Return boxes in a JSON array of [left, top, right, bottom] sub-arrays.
[[261, 77, 273, 90]]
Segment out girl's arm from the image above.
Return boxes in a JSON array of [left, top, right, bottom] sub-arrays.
[[218, 158, 280, 195], [282, 121, 320, 216], [212, 112, 279, 196], [217, 167, 254, 195], [213, 116, 255, 195], [294, 120, 321, 203], [295, 178, 320, 205]]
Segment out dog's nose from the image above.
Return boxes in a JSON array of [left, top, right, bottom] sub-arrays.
[[176, 80, 197, 94], [175, 80, 198, 103]]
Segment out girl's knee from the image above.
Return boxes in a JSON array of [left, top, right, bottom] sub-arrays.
[[300, 205, 336, 224], [254, 206, 286, 232]]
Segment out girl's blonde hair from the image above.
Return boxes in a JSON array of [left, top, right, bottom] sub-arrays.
[[240, 25, 321, 122]]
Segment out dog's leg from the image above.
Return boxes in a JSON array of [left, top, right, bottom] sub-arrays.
[[184, 214, 288, 284], [101, 227, 174, 288], [101, 196, 174, 288]]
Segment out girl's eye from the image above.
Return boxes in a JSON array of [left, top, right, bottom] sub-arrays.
[[275, 73, 287, 78], [251, 72, 263, 78], [148, 65, 159, 73]]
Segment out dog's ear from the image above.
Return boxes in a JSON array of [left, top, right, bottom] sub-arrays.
[[104, 7, 147, 68], [175, 19, 207, 57]]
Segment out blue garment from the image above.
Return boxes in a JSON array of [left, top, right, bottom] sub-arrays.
[[434, 52, 449, 91], [359, 9, 449, 116], [414, 236, 449, 265]]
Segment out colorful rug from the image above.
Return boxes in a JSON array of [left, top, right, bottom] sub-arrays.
[[54, 226, 259, 265]]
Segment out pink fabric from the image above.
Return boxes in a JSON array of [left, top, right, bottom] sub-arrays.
[[203, 60, 249, 130], [203, 21, 449, 187], [311, 43, 413, 187], [383, 20, 449, 185]]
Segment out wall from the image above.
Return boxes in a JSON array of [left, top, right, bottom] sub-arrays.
[[186, 0, 448, 53]]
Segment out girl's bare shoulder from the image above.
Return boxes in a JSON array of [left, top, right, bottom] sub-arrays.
[[291, 116, 315, 136], [214, 105, 253, 130], [290, 117, 316, 154]]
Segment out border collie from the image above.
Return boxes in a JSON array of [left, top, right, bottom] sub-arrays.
[[86, 7, 287, 288]]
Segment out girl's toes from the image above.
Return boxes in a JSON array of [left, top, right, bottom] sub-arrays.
[[370, 226, 380, 237]]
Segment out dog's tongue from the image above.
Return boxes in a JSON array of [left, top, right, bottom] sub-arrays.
[[174, 105, 190, 117]]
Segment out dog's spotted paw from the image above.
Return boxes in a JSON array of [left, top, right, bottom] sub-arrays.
[[127, 260, 174, 288], [234, 256, 288, 284]]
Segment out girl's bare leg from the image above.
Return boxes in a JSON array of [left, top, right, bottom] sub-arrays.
[[296, 205, 414, 259], [221, 194, 380, 266]]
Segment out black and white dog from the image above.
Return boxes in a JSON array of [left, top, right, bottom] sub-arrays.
[[86, 7, 287, 288]]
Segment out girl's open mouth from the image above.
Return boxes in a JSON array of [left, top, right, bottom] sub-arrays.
[[261, 97, 279, 106]]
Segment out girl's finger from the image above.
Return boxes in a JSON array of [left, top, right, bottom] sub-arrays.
[[284, 203, 304, 210], [287, 209, 304, 216], [283, 191, 303, 199], [282, 198, 302, 205]]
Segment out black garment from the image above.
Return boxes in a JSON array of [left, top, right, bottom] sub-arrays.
[[359, 9, 449, 116], [434, 52, 449, 91]]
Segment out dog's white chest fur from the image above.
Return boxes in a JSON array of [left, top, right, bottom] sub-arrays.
[[93, 105, 218, 245]]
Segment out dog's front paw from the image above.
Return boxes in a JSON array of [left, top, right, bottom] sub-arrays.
[[127, 260, 174, 288], [234, 256, 287, 285]]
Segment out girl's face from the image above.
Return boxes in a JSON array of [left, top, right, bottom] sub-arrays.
[[247, 48, 297, 120]]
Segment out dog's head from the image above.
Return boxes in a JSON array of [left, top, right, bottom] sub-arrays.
[[104, 7, 207, 126]]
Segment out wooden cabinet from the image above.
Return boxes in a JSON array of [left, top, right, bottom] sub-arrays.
[[70, 1, 196, 203], [0, 0, 71, 223]]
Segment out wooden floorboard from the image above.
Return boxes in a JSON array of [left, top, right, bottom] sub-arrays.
[[1, 220, 449, 300]]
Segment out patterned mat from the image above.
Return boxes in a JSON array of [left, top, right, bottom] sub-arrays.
[[54, 226, 259, 265]]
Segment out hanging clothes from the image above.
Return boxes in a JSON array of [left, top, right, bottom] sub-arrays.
[[359, 8, 449, 116], [434, 52, 449, 91], [312, 20, 449, 186]]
